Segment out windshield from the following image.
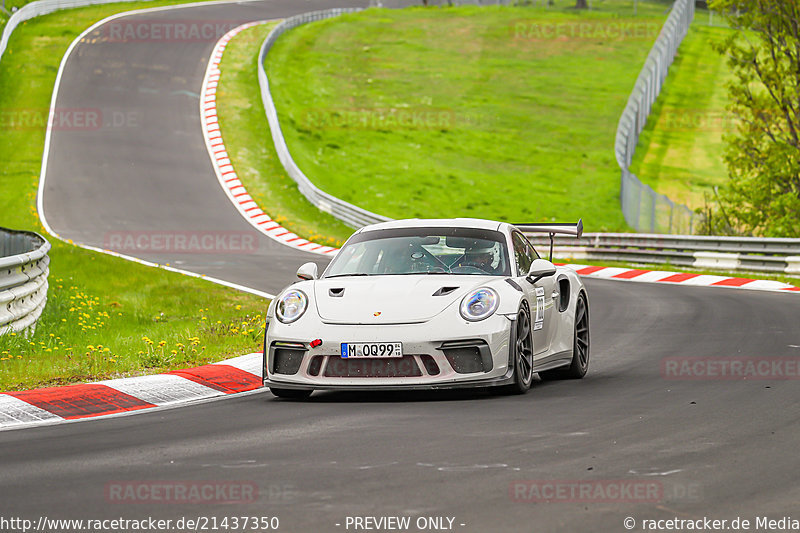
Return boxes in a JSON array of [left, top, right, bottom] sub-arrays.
[[324, 227, 511, 277]]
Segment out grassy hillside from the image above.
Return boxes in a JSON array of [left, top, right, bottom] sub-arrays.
[[264, 4, 671, 232]]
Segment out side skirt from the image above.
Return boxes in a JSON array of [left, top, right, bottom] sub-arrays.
[[533, 350, 573, 373]]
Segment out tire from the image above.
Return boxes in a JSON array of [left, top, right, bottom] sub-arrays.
[[539, 292, 589, 380], [269, 388, 313, 399], [502, 303, 535, 394]]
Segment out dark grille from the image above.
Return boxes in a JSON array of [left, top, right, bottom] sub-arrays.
[[443, 346, 485, 374], [419, 354, 440, 376], [323, 356, 422, 378], [307, 356, 323, 376], [273, 348, 305, 375]]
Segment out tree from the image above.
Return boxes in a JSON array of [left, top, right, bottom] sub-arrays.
[[707, 0, 800, 237], [575, 0, 588, 8]]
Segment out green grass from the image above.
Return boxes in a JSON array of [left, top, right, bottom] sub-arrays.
[[629, 14, 734, 209], [263, 3, 672, 234], [0, 1, 270, 392], [215, 23, 353, 247]]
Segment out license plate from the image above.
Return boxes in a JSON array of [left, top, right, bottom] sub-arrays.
[[340, 342, 403, 358]]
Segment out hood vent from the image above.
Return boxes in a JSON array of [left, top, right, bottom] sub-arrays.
[[432, 286, 459, 297], [329, 287, 345, 297]]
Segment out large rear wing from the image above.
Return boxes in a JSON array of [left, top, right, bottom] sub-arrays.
[[514, 219, 583, 261]]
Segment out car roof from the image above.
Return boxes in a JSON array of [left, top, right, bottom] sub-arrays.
[[356, 218, 509, 234]]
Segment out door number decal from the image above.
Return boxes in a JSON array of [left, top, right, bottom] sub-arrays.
[[534, 287, 545, 331]]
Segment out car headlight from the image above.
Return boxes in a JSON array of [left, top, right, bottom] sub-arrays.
[[276, 290, 308, 324], [460, 288, 498, 322]]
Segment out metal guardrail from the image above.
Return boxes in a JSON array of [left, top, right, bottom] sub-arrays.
[[524, 232, 800, 275], [257, 8, 392, 229], [0, 228, 50, 335], [0, 0, 156, 67], [615, 0, 697, 234]]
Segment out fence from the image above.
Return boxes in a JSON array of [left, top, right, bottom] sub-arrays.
[[523, 232, 800, 275], [615, 0, 697, 234], [0, 228, 50, 335]]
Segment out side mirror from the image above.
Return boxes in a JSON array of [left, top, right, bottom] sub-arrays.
[[526, 259, 556, 284], [296, 262, 318, 281]]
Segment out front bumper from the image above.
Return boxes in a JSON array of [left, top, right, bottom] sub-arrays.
[[264, 312, 514, 390]]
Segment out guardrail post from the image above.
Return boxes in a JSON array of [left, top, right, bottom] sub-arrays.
[[786, 257, 800, 275]]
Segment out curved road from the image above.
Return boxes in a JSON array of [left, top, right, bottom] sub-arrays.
[[5, 1, 800, 532], [40, 0, 380, 294]]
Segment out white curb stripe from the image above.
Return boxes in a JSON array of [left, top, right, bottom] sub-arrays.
[[98, 374, 225, 406], [212, 352, 262, 376], [0, 395, 63, 427]]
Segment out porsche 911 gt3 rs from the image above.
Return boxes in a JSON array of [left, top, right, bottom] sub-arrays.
[[263, 218, 589, 398]]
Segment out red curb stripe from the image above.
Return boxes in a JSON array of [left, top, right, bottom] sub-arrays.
[[7, 384, 156, 420], [613, 269, 651, 279], [659, 273, 700, 283], [575, 266, 606, 275], [169, 365, 261, 394], [712, 277, 755, 287]]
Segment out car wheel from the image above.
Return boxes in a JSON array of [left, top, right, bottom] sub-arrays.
[[503, 303, 534, 394], [269, 388, 313, 399], [539, 292, 589, 380]]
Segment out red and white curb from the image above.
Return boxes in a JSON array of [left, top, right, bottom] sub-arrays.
[[201, 22, 339, 257], [562, 264, 800, 293], [0, 353, 263, 431]]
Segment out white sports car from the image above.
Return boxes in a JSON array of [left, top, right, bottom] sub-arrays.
[[263, 218, 589, 398]]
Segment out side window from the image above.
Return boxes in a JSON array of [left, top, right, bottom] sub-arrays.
[[512, 232, 533, 277], [524, 238, 540, 261]]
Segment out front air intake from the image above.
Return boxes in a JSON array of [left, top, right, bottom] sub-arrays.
[[270, 342, 307, 375], [439, 340, 493, 373]]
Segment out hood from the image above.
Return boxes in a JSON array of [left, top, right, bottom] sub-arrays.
[[313, 275, 495, 325]]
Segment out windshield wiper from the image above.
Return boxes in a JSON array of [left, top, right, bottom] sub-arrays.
[[325, 273, 371, 278]]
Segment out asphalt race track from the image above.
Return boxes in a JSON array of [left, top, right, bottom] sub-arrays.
[[7, 1, 800, 532], [40, 0, 386, 294]]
